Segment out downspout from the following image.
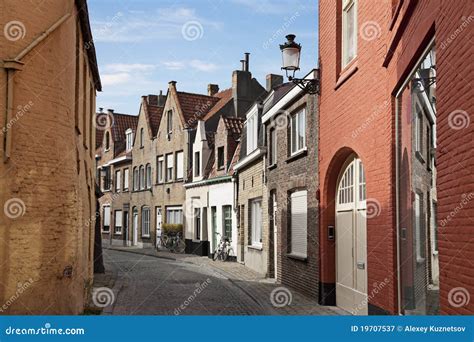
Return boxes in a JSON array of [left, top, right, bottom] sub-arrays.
[[2, 13, 71, 162]]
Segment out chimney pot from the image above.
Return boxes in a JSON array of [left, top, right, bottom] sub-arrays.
[[168, 81, 177, 89], [107, 109, 114, 114], [244, 52, 250, 72], [207, 84, 219, 96], [99, 107, 103, 113]]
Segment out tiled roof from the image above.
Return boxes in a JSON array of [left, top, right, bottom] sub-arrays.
[[176, 91, 220, 128], [95, 125, 104, 149], [222, 116, 244, 135], [202, 88, 233, 121], [228, 142, 241, 175], [111, 113, 138, 142], [143, 95, 165, 137]]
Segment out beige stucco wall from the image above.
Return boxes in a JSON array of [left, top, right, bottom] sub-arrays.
[[0, 1, 97, 314]]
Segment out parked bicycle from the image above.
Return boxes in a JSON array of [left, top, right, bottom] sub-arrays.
[[157, 232, 185, 253], [213, 232, 233, 261]]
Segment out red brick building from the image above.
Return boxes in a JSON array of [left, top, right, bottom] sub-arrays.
[[318, 0, 473, 315]]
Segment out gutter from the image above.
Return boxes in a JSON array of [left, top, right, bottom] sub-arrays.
[[183, 175, 232, 189], [2, 13, 71, 162], [233, 147, 266, 171]]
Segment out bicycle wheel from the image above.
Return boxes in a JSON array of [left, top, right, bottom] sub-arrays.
[[222, 247, 229, 261], [174, 239, 186, 254], [213, 249, 220, 261]]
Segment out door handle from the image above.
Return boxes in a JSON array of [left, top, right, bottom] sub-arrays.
[[357, 262, 365, 270]]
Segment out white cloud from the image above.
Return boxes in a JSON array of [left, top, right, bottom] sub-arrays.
[[101, 72, 132, 86], [104, 63, 156, 73], [231, 0, 316, 15], [189, 60, 219, 72], [162, 61, 186, 70]]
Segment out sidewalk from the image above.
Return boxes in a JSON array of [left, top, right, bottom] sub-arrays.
[[102, 245, 347, 315]]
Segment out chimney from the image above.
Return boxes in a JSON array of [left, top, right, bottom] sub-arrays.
[[168, 80, 177, 90], [107, 109, 114, 115], [244, 53, 250, 72], [157, 90, 166, 107], [98, 107, 104, 113], [207, 84, 219, 96], [266, 74, 283, 92]]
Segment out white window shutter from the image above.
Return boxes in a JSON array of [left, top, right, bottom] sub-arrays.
[[176, 152, 184, 179], [291, 191, 307, 257], [104, 206, 111, 226]]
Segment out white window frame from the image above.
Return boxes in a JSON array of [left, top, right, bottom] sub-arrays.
[[114, 210, 123, 235], [194, 207, 201, 240], [176, 151, 184, 180], [250, 198, 262, 247], [415, 192, 425, 262], [246, 112, 258, 154], [290, 190, 308, 258], [123, 168, 129, 191], [290, 108, 306, 155], [342, 0, 357, 68], [142, 207, 150, 237], [115, 170, 121, 192], [139, 165, 145, 190], [166, 153, 174, 182], [157, 156, 164, 183], [133, 167, 139, 191], [166, 206, 183, 224], [103, 205, 111, 232], [126, 128, 133, 151]]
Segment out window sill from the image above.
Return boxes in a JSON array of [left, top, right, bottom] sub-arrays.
[[102, 231, 110, 234], [114, 232, 122, 236], [123, 189, 129, 192], [335, 60, 358, 90], [287, 253, 307, 261], [248, 245, 263, 251], [268, 163, 277, 170], [142, 235, 151, 239], [286, 148, 307, 163]]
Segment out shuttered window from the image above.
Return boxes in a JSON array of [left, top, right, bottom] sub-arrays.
[[123, 168, 129, 191], [103, 206, 111, 232], [290, 190, 307, 258], [114, 210, 123, 234], [176, 151, 184, 179], [142, 207, 150, 237], [166, 154, 173, 181], [250, 199, 262, 246]]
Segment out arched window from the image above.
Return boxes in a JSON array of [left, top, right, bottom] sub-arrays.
[[105, 131, 110, 150], [146, 164, 152, 189], [133, 167, 139, 191], [139, 165, 145, 190]]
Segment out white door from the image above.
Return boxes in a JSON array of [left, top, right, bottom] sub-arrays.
[[272, 192, 278, 279], [132, 210, 138, 246], [336, 157, 368, 315], [156, 208, 162, 247]]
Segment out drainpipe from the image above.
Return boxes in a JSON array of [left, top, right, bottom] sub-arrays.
[[2, 13, 71, 162]]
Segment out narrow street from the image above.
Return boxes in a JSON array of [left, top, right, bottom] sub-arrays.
[[98, 249, 345, 316]]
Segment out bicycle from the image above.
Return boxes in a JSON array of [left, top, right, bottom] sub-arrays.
[[213, 232, 233, 261], [156, 232, 185, 253]]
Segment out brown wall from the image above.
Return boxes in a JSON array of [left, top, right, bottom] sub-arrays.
[[0, 0, 97, 314]]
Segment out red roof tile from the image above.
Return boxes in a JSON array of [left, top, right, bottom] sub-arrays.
[[143, 95, 165, 137], [176, 91, 220, 128], [222, 116, 244, 135], [203, 88, 233, 121]]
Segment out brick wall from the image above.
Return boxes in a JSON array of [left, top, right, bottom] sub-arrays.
[[0, 0, 97, 314]]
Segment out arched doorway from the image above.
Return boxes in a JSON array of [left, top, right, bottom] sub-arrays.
[[336, 156, 368, 314]]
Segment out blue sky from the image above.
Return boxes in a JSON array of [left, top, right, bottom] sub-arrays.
[[88, 0, 319, 114]]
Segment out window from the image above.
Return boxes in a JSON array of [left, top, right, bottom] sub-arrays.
[[126, 129, 133, 151], [415, 104, 422, 153], [290, 190, 308, 258], [290, 108, 306, 155], [194, 152, 200, 177], [157, 156, 164, 183], [140, 127, 144, 148], [250, 198, 262, 246], [115, 170, 121, 192], [194, 208, 201, 240], [146, 164, 152, 189], [269, 128, 277, 165], [415, 192, 425, 261], [133, 167, 139, 191], [103, 206, 111, 232], [246, 113, 258, 154], [223, 205, 232, 240], [166, 207, 183, 224], [105, 132, 110, 150], [139, 165, 145, 190], [142, 207, 150, 237], [114, 210, 123, 234], [167, 110, 173, 134], [103, 166, 111, 191], [342, 0, 357, 67], [166, 154, 174, 182], [123, 168, 129, 191], [358, 161, 366, 201], [176, 151, 184, 180], [217, 146, 225, 169]]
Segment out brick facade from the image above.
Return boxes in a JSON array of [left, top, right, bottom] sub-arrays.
[[0, 0, 100, 314]]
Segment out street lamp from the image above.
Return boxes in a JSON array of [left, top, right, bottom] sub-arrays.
[[280, 34, 319, 94]]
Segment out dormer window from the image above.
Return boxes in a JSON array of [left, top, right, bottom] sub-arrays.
[[105, 132, 110, 151], [246, 111, 258, 154], [126, 129, 133, 151]]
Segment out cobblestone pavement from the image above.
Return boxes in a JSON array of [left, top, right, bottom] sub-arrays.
[[97, 247, 347, 316]]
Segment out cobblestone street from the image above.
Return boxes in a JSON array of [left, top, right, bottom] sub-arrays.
[[97, 248, 346, 316]]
